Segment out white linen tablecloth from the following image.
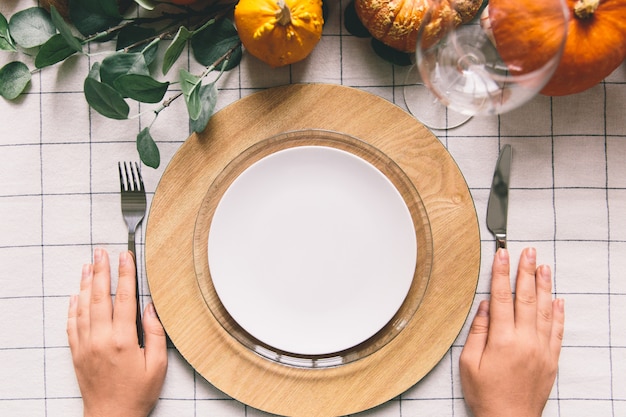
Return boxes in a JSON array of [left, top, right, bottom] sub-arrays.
[[1, 1, 625, 416]]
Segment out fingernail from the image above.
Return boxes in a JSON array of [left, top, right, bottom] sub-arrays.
[[540, 264, 552, 282], [69, 294, 77, 308], [557, 298, 565, 312], [498, 248, 509, 264], [94, 248, 103, 264], [119, 251, 129, 266], [81, 264, 92, 281], [476, 300, 489, 317], [526, 247, 536, 263], [147, 302, 157, 317]]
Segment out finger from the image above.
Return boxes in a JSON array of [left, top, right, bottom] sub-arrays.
[[535, 264, 555, 339], [550, 298, 565, 360], [489, 248, 514, 333], [113, 251, 138, 338], [514, 247, 538, 329], [460, 300, 490, 369], [67, 295, 79, 351], [89, 248, 113, 330], [76, 263, 93, 344], [143, 303, 168, 378]]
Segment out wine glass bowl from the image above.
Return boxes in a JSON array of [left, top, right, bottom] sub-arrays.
[[405, 0, 568, 127]]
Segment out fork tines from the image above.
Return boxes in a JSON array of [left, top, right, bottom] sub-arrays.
[[118, 161, 145, 192]]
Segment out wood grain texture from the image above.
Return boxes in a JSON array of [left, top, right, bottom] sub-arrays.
[[145, 84, 480, 417]]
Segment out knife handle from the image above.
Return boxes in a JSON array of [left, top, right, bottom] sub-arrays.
[[495, 234, 507, 250]]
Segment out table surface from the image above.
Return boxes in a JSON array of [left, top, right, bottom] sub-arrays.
[[1, 1, 625, 416]]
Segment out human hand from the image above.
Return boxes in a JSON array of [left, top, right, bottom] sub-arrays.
[[67, 248, 168, 417], [459, 247, 565, 417]]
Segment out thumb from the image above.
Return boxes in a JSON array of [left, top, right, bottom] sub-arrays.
[[143, 303, 168, 375]]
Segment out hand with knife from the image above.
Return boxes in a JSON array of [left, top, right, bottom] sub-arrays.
[[67, 248, 168, 417], [459, 248, 565, 417]]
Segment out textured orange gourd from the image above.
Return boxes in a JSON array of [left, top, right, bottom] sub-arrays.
[[489, 0, 626, 96], [354, 0, 482, 53], [234, 0, 324, 67]]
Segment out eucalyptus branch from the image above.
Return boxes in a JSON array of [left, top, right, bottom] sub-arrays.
[[120, 26, 177, 52], [153, 40, 241, 117], [84, 20, 136, 43], [201, 40, 241, 77]]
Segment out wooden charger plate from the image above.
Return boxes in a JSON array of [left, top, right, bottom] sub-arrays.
[[146, 84, 480, 417]]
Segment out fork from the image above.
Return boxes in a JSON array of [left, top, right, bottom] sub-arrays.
[[118, 161, 146, 347]]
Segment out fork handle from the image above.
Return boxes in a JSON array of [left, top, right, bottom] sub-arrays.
[[129, 231, 144, 347]]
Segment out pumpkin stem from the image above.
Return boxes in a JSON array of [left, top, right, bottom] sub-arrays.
[[276, 0, 292, 26], [574, 0, 600, 19]]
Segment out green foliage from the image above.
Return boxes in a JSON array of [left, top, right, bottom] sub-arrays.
[[191, 18, 241, 70], [137, 127, 160, 169], [84, 63, 130, 120], [0, 2, 242, 168], [50, 6, 83, 53], [8, 7, 56, 48], [69, 0, 121, 37], [0, 61, 31, 99], [0, 13, 17, 51], [35, 33, 79, 68], [163, 26, 192, 75], [190, 83, 218, 134], [114, 74, 169, 103]]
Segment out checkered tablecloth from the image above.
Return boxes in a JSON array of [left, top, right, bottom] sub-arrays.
[[1, 1, 625, 416]]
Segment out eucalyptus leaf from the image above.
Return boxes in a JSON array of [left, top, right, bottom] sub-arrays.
[[69, 0, 121, 37], [0, 13, 16, 51], [116, 26, 159, 65], [190, 83, 218, 133], [0, 13, 9, 36], [192, 18, 215, 36], [191, 18, 241, 70], [0, 61, 31, 100], [35, 33, 78, 68], [100, 52, 150, 87], [0, 37, 15, 51], [185, 83, 202, 121], [84, 77, 130, 120], [87, 62, 101, 80], [50, 6, 83, 53], [141, 38, 160, 66], [162, 26, 191, 75], [9, 7, 56, 49], [137, 127, 160, 168], [179, 68, 200, 97], [76, 0, 121, 18], [116, 25, 156, 51], [113, 74, 169, 103]]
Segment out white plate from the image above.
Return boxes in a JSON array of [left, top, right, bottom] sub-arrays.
[[208, 146, 417, 355]]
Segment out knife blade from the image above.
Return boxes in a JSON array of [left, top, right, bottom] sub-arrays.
[[486, 144, 512, 250]]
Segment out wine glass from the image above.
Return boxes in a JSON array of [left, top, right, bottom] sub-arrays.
[[404, 0, 568, 130]]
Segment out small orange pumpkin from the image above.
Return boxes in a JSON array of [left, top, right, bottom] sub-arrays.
[[489, 0, 626, 96], [354, 0, 483, 53], [234, 0, 324, 67]]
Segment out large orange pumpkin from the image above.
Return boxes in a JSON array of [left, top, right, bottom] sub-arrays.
[[489, 0, 626, 96], [354, 0, 483, 53]]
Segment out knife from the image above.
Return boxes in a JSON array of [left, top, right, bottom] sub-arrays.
[[486, 144, 512, 250]]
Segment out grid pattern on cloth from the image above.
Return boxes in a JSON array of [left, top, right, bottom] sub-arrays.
[[1, 1, 625, 416]]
